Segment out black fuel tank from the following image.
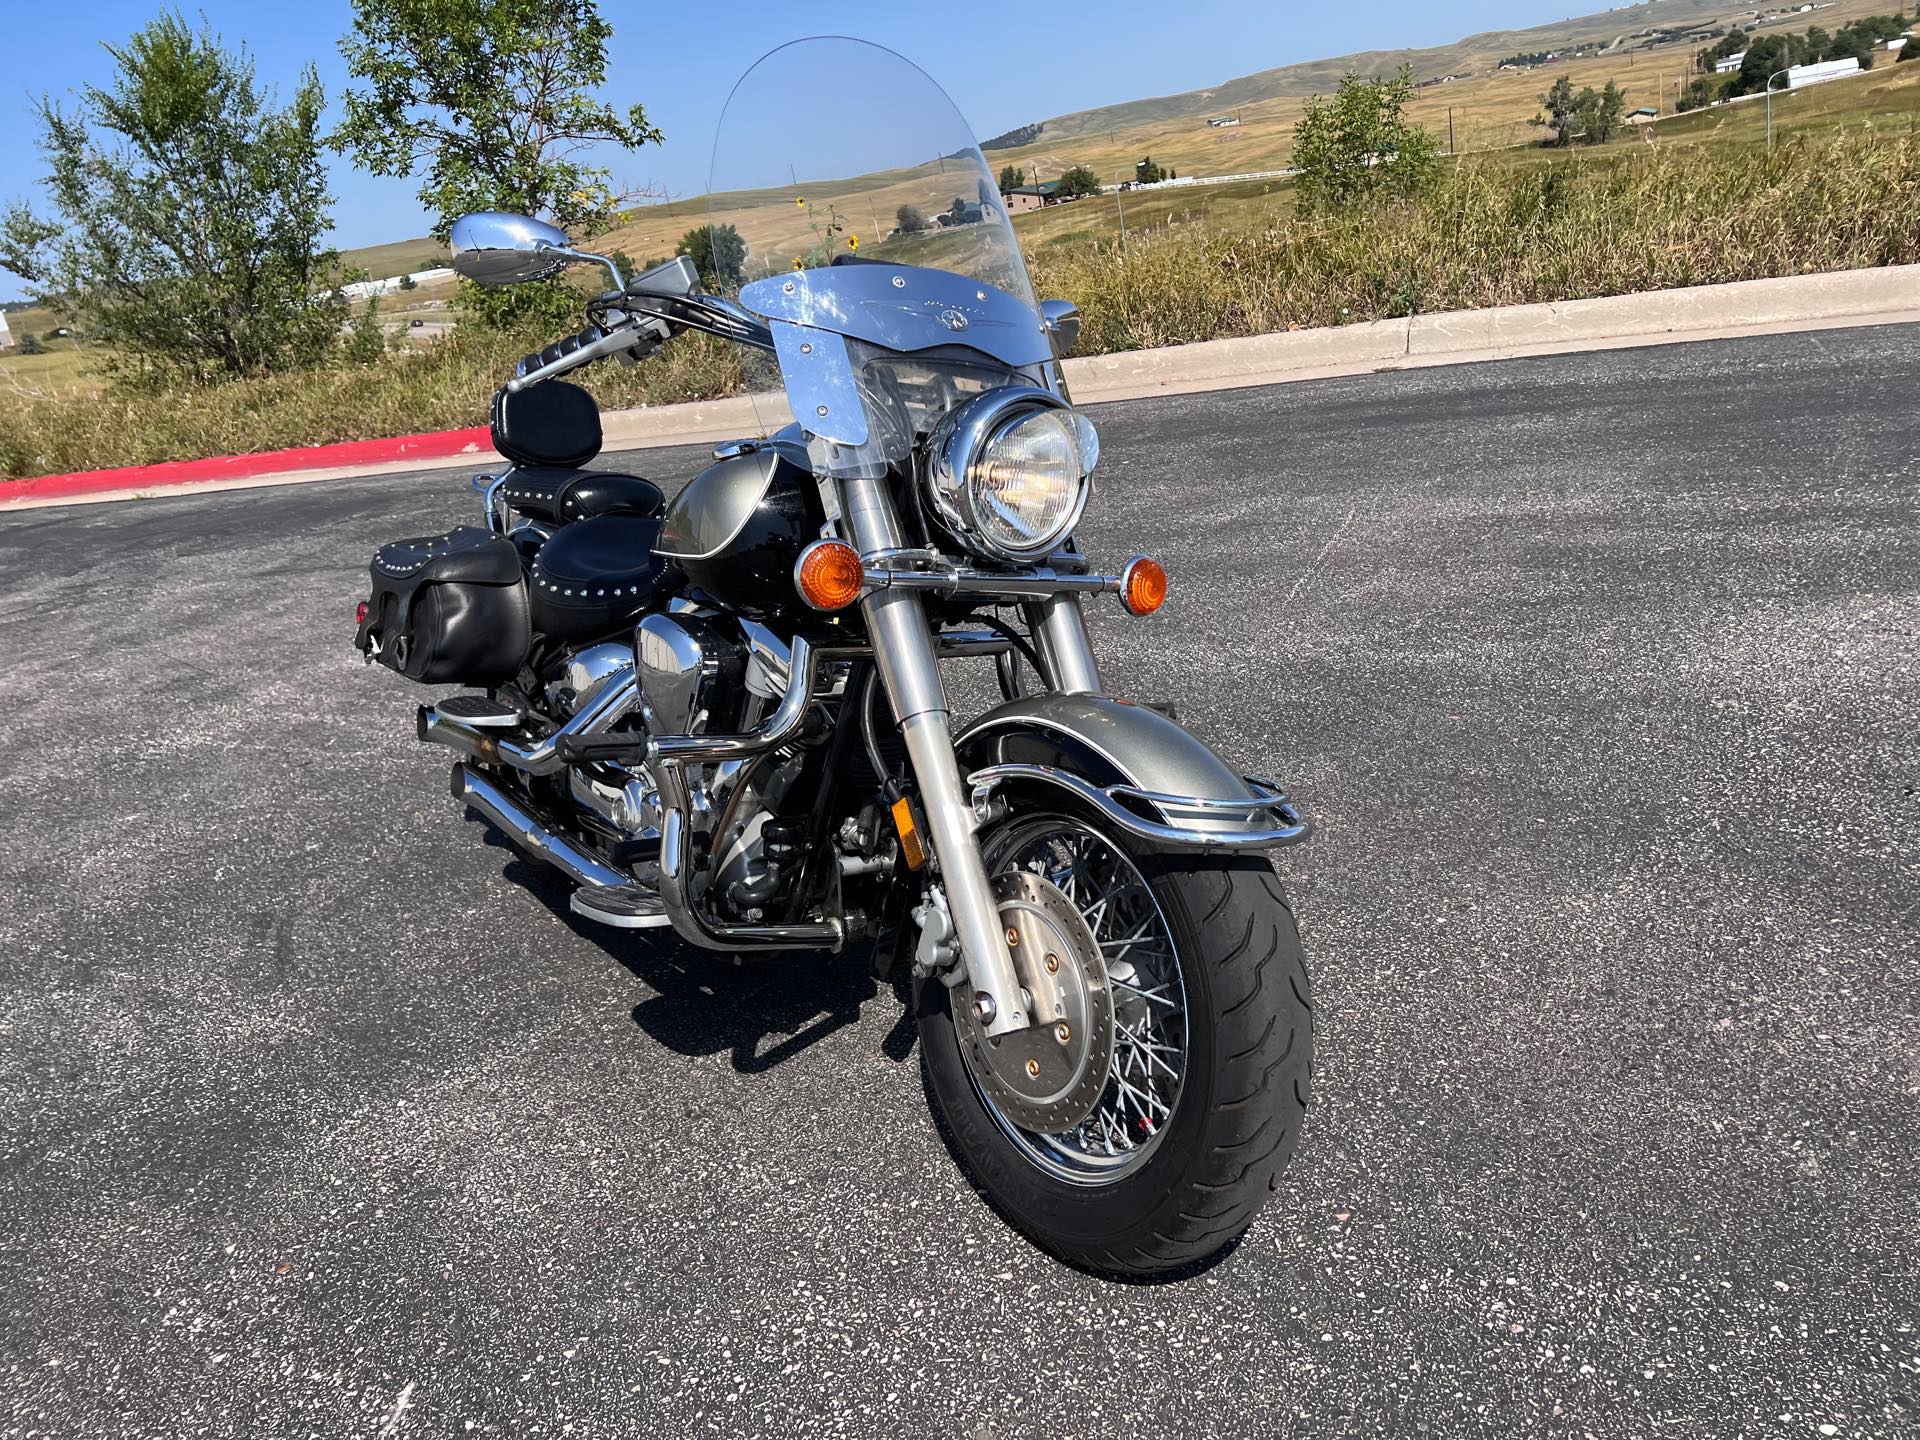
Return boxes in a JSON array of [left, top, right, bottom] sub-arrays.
[[656, 438, 822, 618]]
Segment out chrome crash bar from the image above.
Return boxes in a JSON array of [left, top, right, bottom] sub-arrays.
[[649, 636, 851, 952], [967, 765, 1312, 851]]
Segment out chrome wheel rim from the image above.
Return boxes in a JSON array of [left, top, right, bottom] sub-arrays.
[[971, 818, 1189, 1187]]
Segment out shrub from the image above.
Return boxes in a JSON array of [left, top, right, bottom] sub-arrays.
[[1293, 66, 1440, 212]]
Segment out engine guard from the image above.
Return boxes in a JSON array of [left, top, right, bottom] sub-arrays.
[[954, 694, 1309, 852]]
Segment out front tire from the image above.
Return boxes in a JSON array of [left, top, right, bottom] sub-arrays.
[[918, 811, 1312, 1277]]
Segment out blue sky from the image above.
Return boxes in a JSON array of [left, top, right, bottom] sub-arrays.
[[3, 0, 1579, 299]]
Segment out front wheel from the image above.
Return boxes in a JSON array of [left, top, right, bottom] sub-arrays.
[[917, 809, 1313, 1277]]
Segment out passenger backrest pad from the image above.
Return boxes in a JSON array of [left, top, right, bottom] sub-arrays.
[[490, 380, 603, 469]]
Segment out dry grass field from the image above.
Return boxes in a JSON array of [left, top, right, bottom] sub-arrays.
[[978, 0, 1912, 180]]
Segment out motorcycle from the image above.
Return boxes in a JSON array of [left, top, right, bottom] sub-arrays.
[[355, 36, 1313, 1275]]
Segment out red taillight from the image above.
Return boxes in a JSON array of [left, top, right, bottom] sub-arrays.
[[355, 600, 369, 625]]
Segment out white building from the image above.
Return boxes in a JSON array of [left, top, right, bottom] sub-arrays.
[[339, 266, 457, 302], [0, 312, 12, 352], [1889, 36, 1909, 52], [1715, 50, 1748, 73], [1785, 57, 1862, 88]]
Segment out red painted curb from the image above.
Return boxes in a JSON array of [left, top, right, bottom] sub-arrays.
[[1, 424, 495, 505]]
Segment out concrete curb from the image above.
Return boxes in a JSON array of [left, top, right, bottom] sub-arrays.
[[7, 263, 1920, 510], [1068, 263, 1920, 402]]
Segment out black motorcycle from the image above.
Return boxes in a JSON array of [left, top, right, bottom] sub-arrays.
[[356, 37, 1313, 1275]]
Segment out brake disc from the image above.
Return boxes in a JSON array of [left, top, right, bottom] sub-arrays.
[[955, 870, 1115, 1135]]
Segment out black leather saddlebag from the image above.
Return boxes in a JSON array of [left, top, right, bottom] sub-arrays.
[[357, 527, 530, 684]]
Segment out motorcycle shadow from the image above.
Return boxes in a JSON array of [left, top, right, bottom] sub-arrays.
[[484, 833, 918, 1074]]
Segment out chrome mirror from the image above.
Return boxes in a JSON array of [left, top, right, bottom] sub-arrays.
[[450, 211, 625, 290], [1041, 299, 1082, 356]]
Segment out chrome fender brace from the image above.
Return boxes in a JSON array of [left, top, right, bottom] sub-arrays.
[[956, 694, 1312, 851]]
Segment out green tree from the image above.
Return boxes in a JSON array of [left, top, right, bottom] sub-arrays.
[[996, 164, 1026, 194], [0, 12, 342, 383], [1531, 76, 1625, 146], [1733, 35, 1802, 96], [15, 331, 46, 355], [1292, 66, 1441, 212], [331, 0, 662, 327], [1676, 75, 1721, 112], [396, 271, 419, 291], [1055, 165, 1102, 198], [1135, 155, 1167, 184], [332, 0, 660, 237], [1901, 39, 1918, 62], [675, 223, 746, 288], [1804, 26, 1832, 61], [1827, 28, 1874, 67], [1587, 79, 1627, 143], [895, 204, 929, 233], [1534, 74, 1582, 145]]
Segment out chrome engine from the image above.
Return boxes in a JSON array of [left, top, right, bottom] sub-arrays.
[[557, 612, 793, 892]]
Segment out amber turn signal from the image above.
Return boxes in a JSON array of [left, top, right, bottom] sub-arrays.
[[794, 539, 865, 611], [1119, 555, 1167, 617]]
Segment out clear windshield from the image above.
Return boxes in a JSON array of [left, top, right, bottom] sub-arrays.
[[706, 37, 1051, 476]]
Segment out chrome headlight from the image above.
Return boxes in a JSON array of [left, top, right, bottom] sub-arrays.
[[926, 386, 1098, 562]]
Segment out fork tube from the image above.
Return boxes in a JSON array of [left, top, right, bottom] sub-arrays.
[[838, 471, 1029, 1037], [1026, 595, 1102, 695]]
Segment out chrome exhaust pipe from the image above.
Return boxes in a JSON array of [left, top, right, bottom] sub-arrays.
[[451, 763, 629, 889], [421, 675, 638, 777]]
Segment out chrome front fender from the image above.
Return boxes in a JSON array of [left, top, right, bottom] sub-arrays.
[[955, 694, 1309, 852]]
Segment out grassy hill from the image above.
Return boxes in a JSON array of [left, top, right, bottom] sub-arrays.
[[338, 235, 448, 280], [1001, 0, 1759, 142], [1005, 0, 1916, 141], [976, 0, 1909, 183]]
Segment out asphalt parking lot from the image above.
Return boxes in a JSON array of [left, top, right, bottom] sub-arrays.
[[2, 324, 1916, 1438]]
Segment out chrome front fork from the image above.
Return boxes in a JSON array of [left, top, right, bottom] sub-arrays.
[[837, 471, 1103, 1038]]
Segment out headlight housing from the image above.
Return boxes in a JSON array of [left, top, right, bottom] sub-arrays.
[[926, 385, 1098, 563]]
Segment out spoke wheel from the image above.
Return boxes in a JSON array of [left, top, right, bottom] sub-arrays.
[[915, 790, 1313, 1277], [975, 816, 1189, 1186]]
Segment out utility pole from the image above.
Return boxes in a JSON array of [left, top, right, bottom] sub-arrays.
[[1449, 107, 1456, 154]]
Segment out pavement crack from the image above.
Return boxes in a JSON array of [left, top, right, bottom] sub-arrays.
[[1280, 504, 1359, 613]]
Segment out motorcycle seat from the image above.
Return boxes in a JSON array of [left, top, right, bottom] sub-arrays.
[[496, 467, 665, 526], [529, 513, 677, 642]]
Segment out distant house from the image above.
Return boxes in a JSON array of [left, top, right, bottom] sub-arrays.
[[1626, 106, 1660, 124], [1207, 115, 1241, 128], [938, 200, 986, 226], [1002, 181, 1062, 214], [0, 312, 12, 352], [1785, 56, 1861, 88], [1714, 50, 1748, 73], [1889, 36, 1909, 52]]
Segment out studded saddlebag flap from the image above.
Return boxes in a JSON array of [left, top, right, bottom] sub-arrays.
[[356, 527, 531, 685]]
